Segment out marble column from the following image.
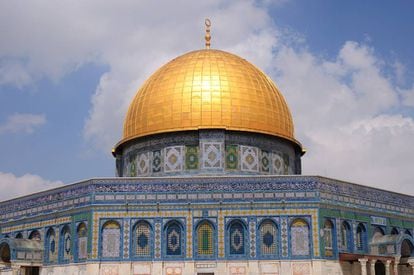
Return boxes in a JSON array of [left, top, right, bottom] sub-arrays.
[[384, 260, 391, 275], [394, 257, 400, 275], [369, 259, 376, 275], [359, 258, 368, 275], [407, 258, 414, 275]]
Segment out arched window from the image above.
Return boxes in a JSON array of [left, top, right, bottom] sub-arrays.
[[391, 228, 399, 235], [165, 221, 183, 256], [196, 221, 214, 257], [229, 220, 246, 256], [29, 230, 41, 240], [340, 221, 352, 252], [46, 228, 57, 263], [133, 221, 152, 257], [15, 232, 23, 239], [290, 219, 310, 257], [356, 223, 366, 251], [259, 220, 278, 256], [76, 223, 88, 261], [323, 220, 334, 257], [101, 221, 121, 258], [60, 225, 71, 262]]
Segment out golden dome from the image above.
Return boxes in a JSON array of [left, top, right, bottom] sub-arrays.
[[117, 49, 300, 149]]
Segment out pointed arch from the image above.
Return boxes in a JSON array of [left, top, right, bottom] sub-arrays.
[[101, 220, 121, 258], [227, 219, 247, 256], [29, 230, 41, 241], [60, 225, 71, 262], [323, 219, 334, 257], [15, 232, 23, 239], [356, 223, 367, 251], [196, 220, 215, 257], [45, 228, 57, 263], [76, 222, 88, 261], [132, 220, 152, 257], [401, 239, 414, 258], [258, 219, 278, 257], [164, 220, 184, 257], [340, 221, 352, 252], [290, 218, 310, 257]]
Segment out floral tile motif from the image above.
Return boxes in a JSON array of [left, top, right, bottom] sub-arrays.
[[225, 145, 239, 170], [272, 152, 284, 175], [152, 150, 162, 173], [154, 222, 162, 258], [164, 146, 184, 172], [185, 146, 199, 170], [137, 152, 150, 176], [201, 142, 223, 169], [249, 220, 256, 258], [281, 217, 288, 257], [260, 150, 270, 173], [128, 154, 137, 177], [241, 146, 259, 172]]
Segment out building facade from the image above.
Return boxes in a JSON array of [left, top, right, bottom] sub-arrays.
[[1, 26, 414, 275]]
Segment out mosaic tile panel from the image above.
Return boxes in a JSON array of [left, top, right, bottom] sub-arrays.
[[152, 150, 162, 173], [260, 150, 270, 173], [47, 229, 57, 262], [272, 152, 284, 175], [240, 146, 259, 172], [77, 223, 88, 260], [135, 222, 151, 257], [225, 145, 239, 170], [249, 220, 256, 258], [230, 222, 245, 255], [283, 153, 290, 174], [154, 221, 161, 258], [137, 152, 150, 176], [166, 223, 182, 255], [197, 222, 214, 256], [164, 146, 184, 173], [281, 217, 288, 257], [63, 229, 71, 261], [201, 142, 223, 169], [260, 221, 277, 256], [185, 146, 199, 170], [218, 213, 225, 258], [186, 213, 192, 257], [102, 223, 120, 258], [123, 219, 130, 258], [291, 220, 310, 256], [128, 154, 137, 177]]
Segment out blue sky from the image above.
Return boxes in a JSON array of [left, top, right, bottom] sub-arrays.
[[1, 0, 414, 200]]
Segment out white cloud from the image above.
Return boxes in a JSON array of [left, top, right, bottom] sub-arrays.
[[0, 172, 64, 201], [0, 113, 46, 134], [1, 1, 414, 196]]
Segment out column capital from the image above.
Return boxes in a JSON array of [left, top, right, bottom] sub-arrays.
[[358, 258, 368, 264]]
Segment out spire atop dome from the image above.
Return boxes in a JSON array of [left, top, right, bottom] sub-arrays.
[[205, 18, 211, 49]]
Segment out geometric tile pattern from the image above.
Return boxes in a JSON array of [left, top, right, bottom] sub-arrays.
[[123, 219, 130, 258], [102, 222, 121, 258], [164, 146, 184, 173], [260, 220, 277, 256], [154, 221, 161, 259], [63, 227, 71, 261], [230, 221, 245, 255], [128, 154, 137, 177], [281, 217, 288, 257], [47, 228, 57, 262], [185, 146, 199, 170], [201, 142, 223, 169], [135, 221, 151, 257], [260, 150, 270, 173], [137, 153, 150, 176], [152, 150, 162, 173], [225, 145, 238, 170], [272, 152, 284, 175], [77, 223, 88, 260], [249, 220, 256, 258], [197, 222, 214, 256], [291, 219, 310, 256], [166, 223, 182, 256], [240, 146, 259, 172]]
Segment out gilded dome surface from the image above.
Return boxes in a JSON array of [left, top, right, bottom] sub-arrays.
[[119, 49, 299, 148]]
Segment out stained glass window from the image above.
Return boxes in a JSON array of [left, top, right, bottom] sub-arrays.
[[197, 221, 214, 256], [323, 220, 333, 257], [356, 223, 366, 251], [166, 222, 182, 256], [102, 221, 121, 258], [135, 221, 151, 257], [260, 220, 277, 256], [229, 221, 245, 255], [77, 223, 88, 260], [291, 219, 310, 256]]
